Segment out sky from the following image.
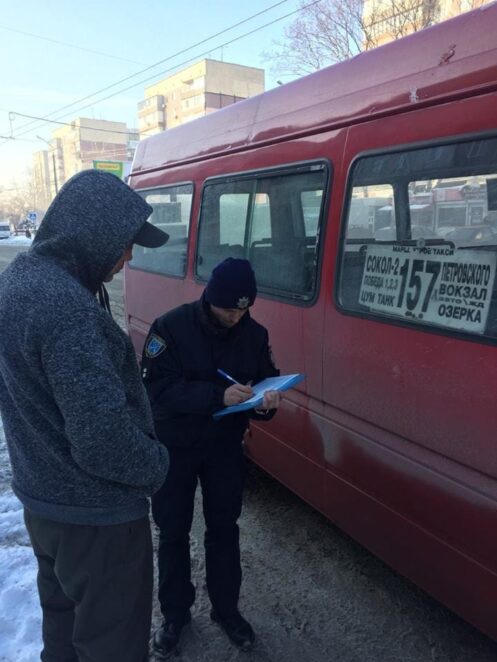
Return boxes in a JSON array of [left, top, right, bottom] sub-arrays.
[[0, 0, 300, 189]]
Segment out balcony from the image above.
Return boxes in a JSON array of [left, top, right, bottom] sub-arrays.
[[137, 95, 165, 115]]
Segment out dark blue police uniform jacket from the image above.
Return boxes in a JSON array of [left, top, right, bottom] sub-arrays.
[[141, 295, 279, 448]]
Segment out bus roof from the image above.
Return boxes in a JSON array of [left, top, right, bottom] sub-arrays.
[[131, 3, 497, 176]]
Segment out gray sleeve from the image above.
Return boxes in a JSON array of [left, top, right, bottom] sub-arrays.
[[41, 310, 168, 493]]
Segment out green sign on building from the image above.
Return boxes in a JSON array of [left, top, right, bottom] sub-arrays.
[[93, 160, 124, 180]]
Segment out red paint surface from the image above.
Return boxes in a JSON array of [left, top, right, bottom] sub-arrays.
[[126, 5, 497, 640]]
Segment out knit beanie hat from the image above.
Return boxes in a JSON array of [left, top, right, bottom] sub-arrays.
[[204, 258, 257, 309]]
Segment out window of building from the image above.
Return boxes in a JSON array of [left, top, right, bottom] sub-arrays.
[[182, 95, 203, 111], [196, 163, 328, 301], [337, 136, 497, 340], [130, 184, 193, 277]]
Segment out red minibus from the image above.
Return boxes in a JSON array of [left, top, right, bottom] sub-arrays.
[[126, 4, 497, 640]]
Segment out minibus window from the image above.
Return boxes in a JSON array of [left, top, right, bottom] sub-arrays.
[[338, 136, 497, 341], [345, 184, 394, 240], [130, 184, 193, 277], [251, 193, 271, 241], [196, 164, 327, 301], [219, 193, 249, 246], [301, 190, 323, 237]]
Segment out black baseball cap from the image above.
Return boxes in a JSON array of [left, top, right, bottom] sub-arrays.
[[133, 220, 169, 248]]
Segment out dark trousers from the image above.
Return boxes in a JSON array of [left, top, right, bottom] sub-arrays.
[[24, 510, 153, 662], [151, 439, 245, 623]]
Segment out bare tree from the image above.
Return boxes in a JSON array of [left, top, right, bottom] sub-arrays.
[[266, 0, 487, 79], [365, 0, 440, 44], [25, 166, 49, 214], [264, 0, 371, 78], [0, 170, 42, 227], [0, 186, 27, 226]]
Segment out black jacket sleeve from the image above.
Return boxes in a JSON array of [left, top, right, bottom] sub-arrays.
[[141, 319, 225, 418]]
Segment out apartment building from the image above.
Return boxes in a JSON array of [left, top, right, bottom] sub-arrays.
[[34, 118, 137, 205], [363, 0, 488, 47], [53, 118, 130, 181], [32, 149, 52, 210], [137, 59, 265, 137]]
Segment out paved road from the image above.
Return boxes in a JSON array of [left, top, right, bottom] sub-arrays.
[[0, 244, 23, 269], [1, 243, 497, 661]]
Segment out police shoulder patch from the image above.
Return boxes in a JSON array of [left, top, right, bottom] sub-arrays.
[[145, 333, 167, 358]]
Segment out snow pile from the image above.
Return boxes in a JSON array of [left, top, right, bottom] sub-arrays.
[[0, 431, 42, 661], [0, 236, 32, 246]]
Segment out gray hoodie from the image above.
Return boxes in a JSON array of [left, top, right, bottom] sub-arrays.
[[0, 170, 169, 525]]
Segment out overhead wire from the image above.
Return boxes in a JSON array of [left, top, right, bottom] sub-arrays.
[[0, 23, 147, 65], [2, 0, 295, 143], [0, 134, 40, 142], [8, 112, 134, 135], [6, 1, 309, 143], [54, 2, 318, 116], [5, 0, 322, 145]]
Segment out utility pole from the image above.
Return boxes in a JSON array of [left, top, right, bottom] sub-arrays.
[[51, 151, 58, 194], [36, 135, 59, 196]]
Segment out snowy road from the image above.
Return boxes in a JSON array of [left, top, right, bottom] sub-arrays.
[[0, 240, 44, 661], [1, 242, 497, 661]]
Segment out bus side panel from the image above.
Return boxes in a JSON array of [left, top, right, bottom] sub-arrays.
[[323, 447, 497, 642], [321, 92, 497, 638], [245, 396, 327, 514], [124, 10, 497, 640], [126, 132, 346, 478], [246, 390, 497, 641]]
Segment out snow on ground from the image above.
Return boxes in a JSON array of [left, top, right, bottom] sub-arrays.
[[0, 236, 33, 246], [0, 418, 42, 662]]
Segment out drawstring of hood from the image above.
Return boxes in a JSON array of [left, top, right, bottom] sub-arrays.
[[97, 284, 112, 316]]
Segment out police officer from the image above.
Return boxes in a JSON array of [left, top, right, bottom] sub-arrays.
[[142, 257, 281, 657]]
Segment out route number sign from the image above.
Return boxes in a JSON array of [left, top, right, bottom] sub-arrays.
[[359, 244, 497, 334]]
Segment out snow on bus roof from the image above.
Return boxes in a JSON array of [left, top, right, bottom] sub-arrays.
[[131, 3, 497, 177]]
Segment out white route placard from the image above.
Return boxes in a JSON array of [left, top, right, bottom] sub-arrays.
[[359, 244, 497, 334]]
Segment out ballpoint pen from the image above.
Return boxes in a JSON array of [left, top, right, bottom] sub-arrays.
[[217, 369, 240, 385]]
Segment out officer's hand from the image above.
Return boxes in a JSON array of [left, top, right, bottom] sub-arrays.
[[224, 384, 253, 406], [261, 390, 281, 410]]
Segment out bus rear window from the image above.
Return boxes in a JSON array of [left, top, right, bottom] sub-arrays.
[[130, 184, 193, 277], [337, 136, 497, 340], [196, 163, 328, 302]]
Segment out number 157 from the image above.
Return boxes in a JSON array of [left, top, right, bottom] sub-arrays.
[[397, 259, 441, 312]]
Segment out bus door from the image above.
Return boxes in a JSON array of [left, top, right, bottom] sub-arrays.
[[194, 159, 329, 511]]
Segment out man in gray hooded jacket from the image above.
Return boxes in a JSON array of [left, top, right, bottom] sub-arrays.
[[0, 170, 170, 662]]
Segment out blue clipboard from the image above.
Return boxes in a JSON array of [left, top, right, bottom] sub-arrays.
[[213, 373, 305, 420]]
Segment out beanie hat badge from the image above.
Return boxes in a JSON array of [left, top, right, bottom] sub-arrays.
[[204, 258, 257, 309], [236, 296, 250, 310]]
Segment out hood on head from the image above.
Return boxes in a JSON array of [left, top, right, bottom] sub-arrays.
[[32, 170, 153, 292]]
